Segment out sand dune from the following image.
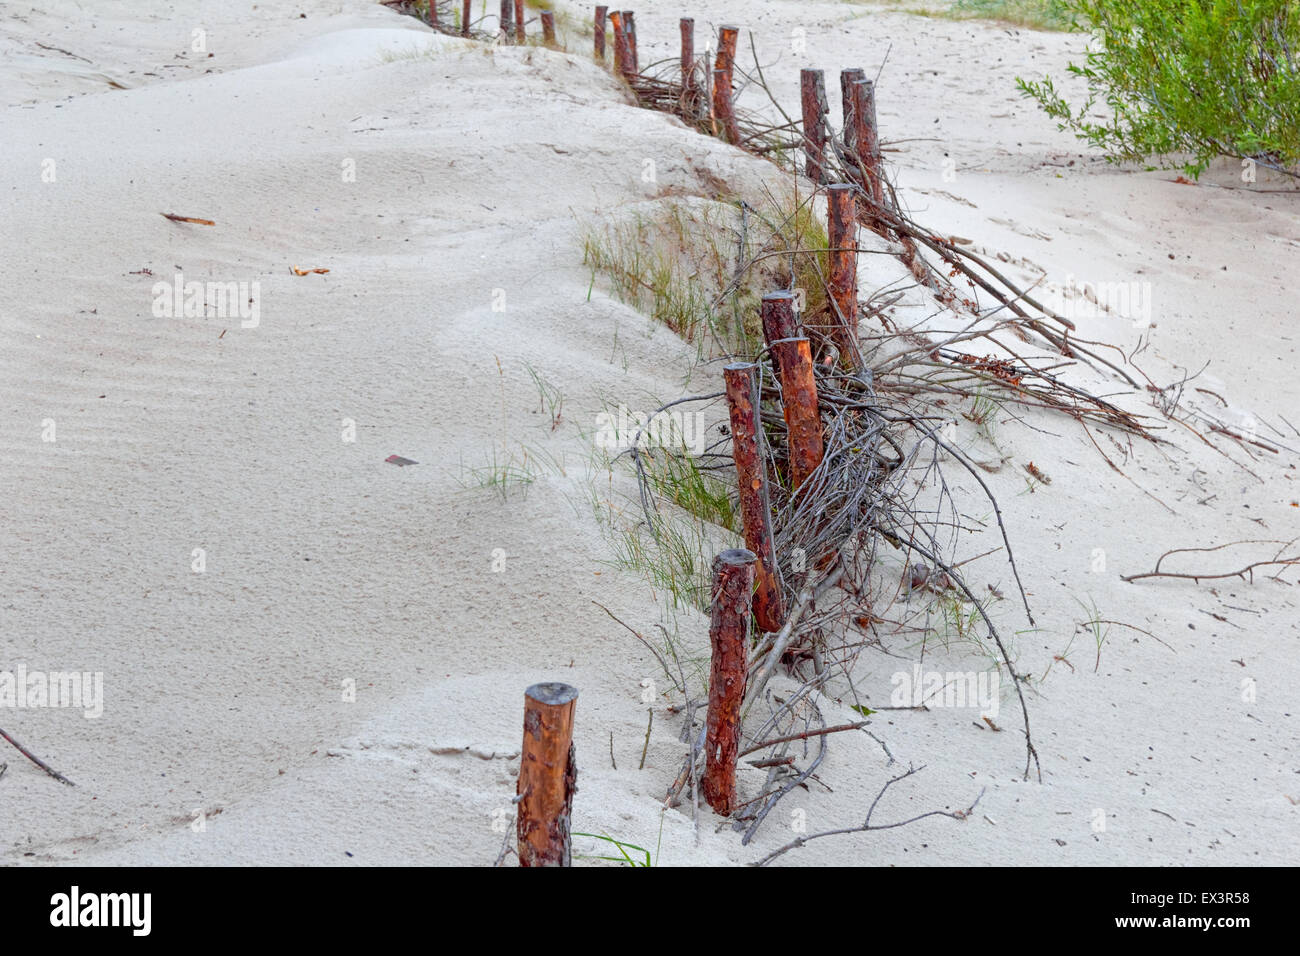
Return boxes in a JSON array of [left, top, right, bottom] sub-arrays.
[[1, 0, 1296, 865]]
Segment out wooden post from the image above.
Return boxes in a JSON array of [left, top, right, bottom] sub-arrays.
[[702, 549, 755, 815], [517, 682, 579, 867], [499, 0, 513, 41], [724, 364, 785, 634], [594, 6, 607, 60], [760, 289, 800, 349], [851, 79, 885, 208], [826, 184, 861, 369], [680, 17, 694, 91], [609, 10, 632, 77], [427, 0, 438, 27], [540, 10, 556, 46], [712, 25, 740, 143], [713, 69, 739, 143], [770, 337, 824, 493], [514, 0, 525, 43], [800, 69, 828, 184], [461, 0, 471, 36], [623, 11, 638, 73], [840, 68, 865, 162]]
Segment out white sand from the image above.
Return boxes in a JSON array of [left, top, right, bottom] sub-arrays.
[[1, 0, 1295, 865]]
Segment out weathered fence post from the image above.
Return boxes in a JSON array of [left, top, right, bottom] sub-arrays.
[[770, 337, 824, 493], [713, 69, 739, 143], [540, 10, 556, 46], [499, 0, 513, 41], [702, 549, 755, 815], [427, 0, 439, 27], [514, 0, 526, 43], [623, 11, 638, 72], [517, 682, 579, 867], [594, 5, 608, 59], [851, 79, 885, 208], [840, 67, 865, 164], [800, 69, 829, 184], [679, 17, 694, 93], [760, 289, 800, 348], [826, 183, 862, 369], [724, 364, 785, 634], [712, 25, 740, 143], [461, 0, 471, 36], [609, 10, 632, 77]]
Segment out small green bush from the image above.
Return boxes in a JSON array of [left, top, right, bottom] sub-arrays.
[[1017, 0, 1300, 177]]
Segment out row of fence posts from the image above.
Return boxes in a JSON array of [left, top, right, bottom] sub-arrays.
[[512, 8, 885, 867], [480, 0, 556, 44]]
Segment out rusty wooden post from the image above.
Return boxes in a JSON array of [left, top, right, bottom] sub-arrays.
[[800, 69, 828, 184], [461, 0, 471, 35], [609, 10, 632, 77], [499, 0, 512, 41], [712, 25, 740, 143], [760, 289, 800, 349], [680, 17, 694, 90], [840, 68, 865, 163], [594, 6, 607, 59], [623, 11, 638, 73], [517, 682, 579, 867], [771, 337, 824, 493], [852, 79, 885, 208], [724, 364, 785, 634], [702, 549, 755, 815], [540, 10, 556, 46], [514, 0, 525, 43], [826, 184, 862, 369]]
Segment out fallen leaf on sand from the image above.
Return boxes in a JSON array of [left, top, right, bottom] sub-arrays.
[[292, 266, 330, 275]]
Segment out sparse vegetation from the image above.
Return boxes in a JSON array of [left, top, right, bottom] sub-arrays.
[[1018, 0, 1300, 177], [581, 189, 831, 358]]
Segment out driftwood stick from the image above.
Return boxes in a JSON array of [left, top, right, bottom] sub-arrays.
[[0, 726, 76, 787], [752, 765, 984, 866], [739, 721, 868, 758], [1122, 539, 1300, 583]]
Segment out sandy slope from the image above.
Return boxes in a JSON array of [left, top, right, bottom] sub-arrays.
[[0, 0, 1295, 866]]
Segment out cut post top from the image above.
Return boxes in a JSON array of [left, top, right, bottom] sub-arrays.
[[716, 548, 757, 567], [525, 682, 580, 706]]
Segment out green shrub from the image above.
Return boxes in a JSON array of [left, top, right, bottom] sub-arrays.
[[1017, 0, 1300, 177]]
